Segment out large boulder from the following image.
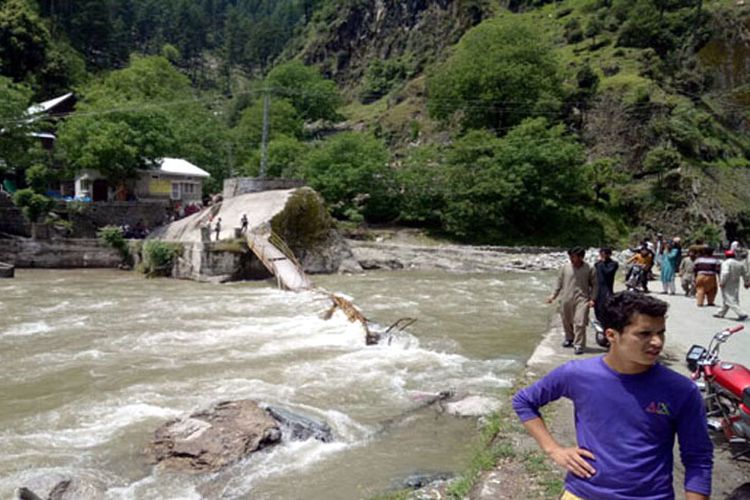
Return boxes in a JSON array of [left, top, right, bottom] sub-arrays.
[[147, 400, 281, 473]]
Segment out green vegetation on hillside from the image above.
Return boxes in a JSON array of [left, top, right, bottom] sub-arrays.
[[1, 0, 750, 246]]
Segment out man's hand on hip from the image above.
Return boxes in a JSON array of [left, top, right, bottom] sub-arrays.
[[548, 446, 596, 479]]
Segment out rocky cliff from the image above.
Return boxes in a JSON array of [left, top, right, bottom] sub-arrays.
[[301, 0, 485, 88]]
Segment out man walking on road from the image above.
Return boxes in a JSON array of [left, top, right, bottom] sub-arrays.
[[694, 246, 720, 307], [514, 292, 713, 500], [714, 250, 750, 321], [546, 247, 597, 355], [594, 248, 618, 324]]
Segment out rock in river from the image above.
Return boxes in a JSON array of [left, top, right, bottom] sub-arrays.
[[15, 473, 104, 500], [264, 405, 334, 442], [147, 399, 281, 473], [443, 395, 502, 417]]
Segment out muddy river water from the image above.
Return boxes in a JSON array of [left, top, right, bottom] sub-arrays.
[[0, 269, 552, 499]]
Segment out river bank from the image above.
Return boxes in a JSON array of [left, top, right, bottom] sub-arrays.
[[416, 290, 750, 500]]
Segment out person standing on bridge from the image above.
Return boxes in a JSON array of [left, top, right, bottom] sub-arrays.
[[514, 291, 713, 500], [546, 247, 597, 355], [240, 214, 248, 234], [214, 217, 222, 241]]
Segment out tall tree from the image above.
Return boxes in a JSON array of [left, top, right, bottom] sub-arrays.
[[428, 17, 562, 131], [0, 0, 52, 81], [265, 60, 340, 121]]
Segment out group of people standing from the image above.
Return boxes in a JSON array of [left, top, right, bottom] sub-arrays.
[[546, 247, 617, 355], [548, 235, 750, 355]]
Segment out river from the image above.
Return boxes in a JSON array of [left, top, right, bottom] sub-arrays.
[[0, 269, 552, 499]]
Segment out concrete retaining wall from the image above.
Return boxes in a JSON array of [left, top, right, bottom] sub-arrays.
[[0, 238, 121, 268], [223, 178, 305, 199], [172, 241, 271, 283]]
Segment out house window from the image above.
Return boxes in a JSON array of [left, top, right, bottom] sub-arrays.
[[182, 183, 195, 195], [171, 182, 181, 200]]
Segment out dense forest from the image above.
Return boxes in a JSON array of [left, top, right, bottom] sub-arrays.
[[2, 0, 750, 246]]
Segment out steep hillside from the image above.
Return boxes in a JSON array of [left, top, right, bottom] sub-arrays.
[[4, 0, 750, 246], [299, 0, 486, 93], [304, 0, 750, 243]]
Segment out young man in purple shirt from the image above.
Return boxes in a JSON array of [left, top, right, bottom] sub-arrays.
[[513, 291, 713, 499]]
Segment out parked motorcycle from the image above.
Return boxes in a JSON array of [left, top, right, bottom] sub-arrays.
[[686, 325, 750, 459]]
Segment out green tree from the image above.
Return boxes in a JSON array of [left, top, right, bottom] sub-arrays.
[[0, 0, 51, 81], [56, 56, 188, 186], [643, 145, 682, 181], [233, 97, 302, 162], [427, 17, 562, 131], [0, 76, 37, 179], [239, 135, 308, 178], [266, 60, 341, 121], [396, 145, 447, 226], [301, 132, 396, 221], [583, 157, 627, 206], [441, 119, 590, 243], [57, 106, 177, 186], [12, 188, 54, 222]]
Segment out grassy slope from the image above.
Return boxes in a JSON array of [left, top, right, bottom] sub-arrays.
[[338, 0, 750, 243]]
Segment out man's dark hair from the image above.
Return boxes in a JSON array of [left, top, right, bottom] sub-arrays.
[[601, 291, 668, 332], [600, 247, 612, 256], [567, 246, 586, 257]]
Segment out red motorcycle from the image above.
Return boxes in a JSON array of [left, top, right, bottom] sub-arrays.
[[686, 325, 750, 459]]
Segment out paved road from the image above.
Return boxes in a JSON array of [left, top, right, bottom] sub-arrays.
[[658, 280, 750, 368]]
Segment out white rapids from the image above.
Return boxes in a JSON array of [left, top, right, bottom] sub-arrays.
[[0, 268, 552, 499]]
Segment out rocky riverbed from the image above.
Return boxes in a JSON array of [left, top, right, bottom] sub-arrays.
[[348, 240, 570, 273]]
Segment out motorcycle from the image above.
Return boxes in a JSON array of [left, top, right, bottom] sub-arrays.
[[686, 325, 750, 459], [625, 264, 647, 292]]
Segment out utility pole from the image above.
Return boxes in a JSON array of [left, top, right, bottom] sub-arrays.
[[259, 90, 270, 178]]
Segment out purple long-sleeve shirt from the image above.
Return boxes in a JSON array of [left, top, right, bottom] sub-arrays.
[[512, 357, 712, 499]]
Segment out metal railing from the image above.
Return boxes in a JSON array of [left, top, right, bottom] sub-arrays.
[[246, 230, 311, 291]]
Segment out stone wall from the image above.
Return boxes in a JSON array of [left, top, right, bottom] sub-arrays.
[[0, 191, 30, 237], [223, 178, 305, 199], [0, 238, 121, 268], [64, 200, 172, 237]]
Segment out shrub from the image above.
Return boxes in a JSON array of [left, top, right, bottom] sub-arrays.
[[98, 225, 130, 261], [12, 188, 54, 222], [141, 240, 182, 277], [25, 163, 52, 193], [360, 57, 413, 103]]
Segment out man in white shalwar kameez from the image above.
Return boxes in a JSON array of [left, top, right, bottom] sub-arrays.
[[714, 250, 750, 321]]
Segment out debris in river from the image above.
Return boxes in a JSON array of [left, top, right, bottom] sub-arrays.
[[322, 292, 379, 345]]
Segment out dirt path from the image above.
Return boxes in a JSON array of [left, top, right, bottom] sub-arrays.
[[471, 305, 749, 499]]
